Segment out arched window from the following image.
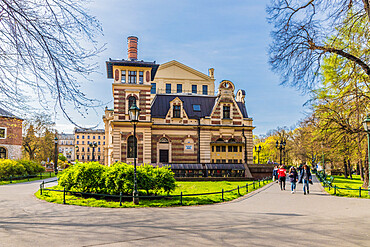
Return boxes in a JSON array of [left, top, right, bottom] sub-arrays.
[[228, 138, 236, 143], [128, 96, 136, 109], [159, 137, 169, 143], [0, 147, 6, 158], [216, 138, 224, 143], [127, 135, 137, 158]]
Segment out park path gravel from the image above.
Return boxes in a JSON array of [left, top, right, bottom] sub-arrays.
[[0, 176, 369, 247]]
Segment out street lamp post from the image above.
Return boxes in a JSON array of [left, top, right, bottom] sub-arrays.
[[89, 142, 98, 161], [255, 145, 261, 164], [363, 114, 370, 195], [129, 103, 141, 205], [275, 140, 286, 166], [54, 136, 58, 175]]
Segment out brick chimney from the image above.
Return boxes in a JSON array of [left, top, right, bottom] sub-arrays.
[[127, 36, 138, 60]]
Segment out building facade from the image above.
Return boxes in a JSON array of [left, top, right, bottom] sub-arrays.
[[57, 133, 75, 162], [0, 108, 23, 160], [103, 37, 254, 167], [74, 128, 105, 164]]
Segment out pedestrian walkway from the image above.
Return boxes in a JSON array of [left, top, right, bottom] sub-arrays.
[[0, 175, 369, 247]]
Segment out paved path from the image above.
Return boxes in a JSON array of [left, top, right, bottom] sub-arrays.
[[0, 176, 370, 247]]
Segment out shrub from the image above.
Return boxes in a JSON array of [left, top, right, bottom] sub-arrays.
[[58, 162, 176, 195], [0, 159, 25, 178], [17, 160, 45, 175]]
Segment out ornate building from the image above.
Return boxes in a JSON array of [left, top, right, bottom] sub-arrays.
[[74, 128, 105, 164], [0, 108, 23, 160], [103, 37, 254, 167], [57, 133, 75, 162]]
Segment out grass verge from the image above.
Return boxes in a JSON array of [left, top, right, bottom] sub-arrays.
[[35, 180, 271, 208], [0, 172, 56, 185], [322, 175, 370, 199]]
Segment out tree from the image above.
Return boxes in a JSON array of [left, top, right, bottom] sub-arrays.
[[0, 0, 103, 124], [22, 113, 56, 161], [267, 0, 370, 91]]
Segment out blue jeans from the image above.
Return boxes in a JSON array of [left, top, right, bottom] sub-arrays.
[[303, 179, 309, 193], [291, 181, 296, 191]]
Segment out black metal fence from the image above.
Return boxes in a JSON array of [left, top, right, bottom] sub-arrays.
[[40, 177, 272, 206], [316, 171, 369, 198], [1, 172, 54, 183]]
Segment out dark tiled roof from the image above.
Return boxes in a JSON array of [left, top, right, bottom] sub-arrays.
[[106, 59, 159, 81], [236, 102, 248, 118], [151, 94, 217, 119], [0, 107, 21, 119]]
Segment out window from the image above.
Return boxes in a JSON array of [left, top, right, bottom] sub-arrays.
[[212, 146, 214, 152], [177, 84, 182, 93], [121, 70, 126, 83], [87, 141, 90, 145], [103, 141, 105, 145], [228, 146, 232, 152], [128, 96, 136, 108], [228, 159, 233, 163], [127, 136, 137, 158], [82, 155, 84, 160], [77, 135, 79, 139], [87, 136, 90, 139], [193, 105, 201, 112], [139, 71, 144, 84], [159, 137, 169, 143], [98, 147, 101, 152], [87, 147, 90, 152], [233, 159, 238, 163], [98, 136, 101, 139], [151, 83, 156, 94], [202, 85, 208, 95], [216, 159, 221, 164], [103, 136, 105, 139], [82, 147, 85, 152], [239, 146, 242, 152], [82, 135, 85, 139], [221, 159, 226, 163], [221, 146, 226, 152], [223, 106, 230, 119], [93, 136, 95, 139], [192, 85, 197, 94], [173, 105, 181, 118], [77, 141, 79, 144], [98, 156, 100, 161], [128, 71, 137, 84], [216, 146, 220, 152], [77, 155, 79, 160], [233, 146, 238, 152], [87, 156, 90, 160], [82, 141, 84, 144], [98, 141, 100, 145], [166, 83, 171, 94]]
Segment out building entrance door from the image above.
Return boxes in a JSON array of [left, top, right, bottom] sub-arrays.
[[159, 149, 169, 163]]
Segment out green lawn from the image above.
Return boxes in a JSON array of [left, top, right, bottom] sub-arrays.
[[323, 175, 370, 199], [35, 180, 271, 208], [0, 172, 56, 185]]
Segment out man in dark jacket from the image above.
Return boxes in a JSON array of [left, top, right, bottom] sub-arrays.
[[298, 165, 312, 195]]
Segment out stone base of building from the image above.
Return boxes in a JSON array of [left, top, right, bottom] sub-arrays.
[[0, 144, 22, 160]]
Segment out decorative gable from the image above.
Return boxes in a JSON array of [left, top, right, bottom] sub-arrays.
[[157, 60, 212, 81]]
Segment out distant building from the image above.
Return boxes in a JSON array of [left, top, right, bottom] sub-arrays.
[[0, 108, 23, 160], [103, 37, 254, 167], [57, 133, 75, 162], [74, 128, 105, 164]]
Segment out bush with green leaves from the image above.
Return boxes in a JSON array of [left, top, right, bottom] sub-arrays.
[[58, 162, 176, 195], [0, 159, 45, 178]]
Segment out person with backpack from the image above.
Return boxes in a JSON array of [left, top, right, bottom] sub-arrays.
[[299, 164, 312, 195], [278, 165, 287, 190], [272, 166, 279, 182], [288, 166, 298, 194]]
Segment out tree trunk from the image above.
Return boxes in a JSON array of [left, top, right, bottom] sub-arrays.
[[348, 159, 352, 180], [360, 160, 364, 181], [363, 149, 369, 188], [344, 158, 348, 178], [356, 163, 360, 175]]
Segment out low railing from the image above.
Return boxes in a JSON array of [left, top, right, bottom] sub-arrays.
[[40, 177, 272, 206], [315, 171, 369, 198], [1, 172, 55, 183]]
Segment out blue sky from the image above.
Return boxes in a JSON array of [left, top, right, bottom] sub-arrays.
[[55, 0, 309, 136]]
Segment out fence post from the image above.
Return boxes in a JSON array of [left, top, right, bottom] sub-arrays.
[[42, 181, 44, 191], [28, 175, 29, 181], [334, 185, 336, 195], [40, 183, 43, 195], [63, 187, 66, 204], [10, 175, 12, 183], [50, 172, 51, 177], [119, 192, 122, 206], [238, 185, 240, 195], [180, 192, 183, 206], [359, 187, 362, 198], [246, 183, 248, 193], [222, 189, 224, 202], [253, 181, 255, 189], [258, 180, 260, 187], [40, 173, 42, 179]]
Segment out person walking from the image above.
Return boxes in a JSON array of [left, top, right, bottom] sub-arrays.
[[288, 166, 298, 194], [273, 166, 279, 182], [278, 165, 287, 190], [299, 164, 312, 195]]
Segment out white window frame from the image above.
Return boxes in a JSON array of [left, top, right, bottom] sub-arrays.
[[0, 127, 7, 139]]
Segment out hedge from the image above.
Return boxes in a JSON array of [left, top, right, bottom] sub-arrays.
[[0, 159, 45, 178], [58, 162, 176, 195]]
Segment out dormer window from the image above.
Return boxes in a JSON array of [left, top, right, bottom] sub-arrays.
[[223, 106, 230, 119], [173, 105, 181, 118], [121, 70, 126, 83], [193, 105, 201, 112]]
